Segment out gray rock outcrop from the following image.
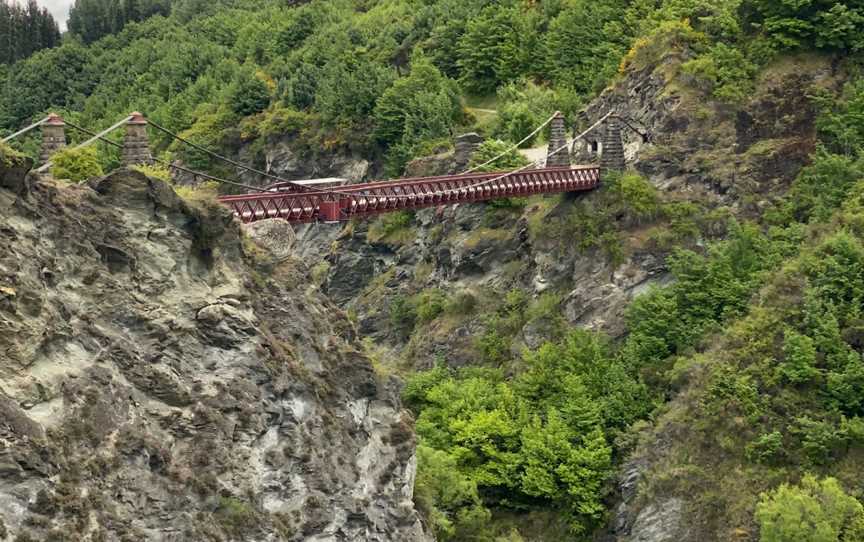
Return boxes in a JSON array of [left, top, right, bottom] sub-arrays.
[[0, 167, 431, 541]]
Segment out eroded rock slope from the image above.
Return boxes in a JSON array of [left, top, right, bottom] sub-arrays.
[[0, 164, 430, 542]]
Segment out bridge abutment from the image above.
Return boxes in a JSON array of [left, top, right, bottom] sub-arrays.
[[122, 112, 153, 166], [39, 113, 66, 163]]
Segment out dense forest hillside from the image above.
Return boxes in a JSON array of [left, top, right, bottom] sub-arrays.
[[68, 0, 174, 44], [0, 0, 60, 64], [3, 0, 858, 177], [3, 1, 864, 541]]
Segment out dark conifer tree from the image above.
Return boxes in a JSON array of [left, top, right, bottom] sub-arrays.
[[68, 0, 173, 44], [0, 0, 61, 65]]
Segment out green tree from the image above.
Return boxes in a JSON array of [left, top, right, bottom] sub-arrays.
[[468, 139, 530, 172], [414, 445, 492, 541], [748, 0, 864, 52], [373, 58, 460, 148], [778, 329, 820, 384], [456, 5, 523, 94], [544, 0, 630, 95], [756, 475, 864, 542], [0, 0, 61, 65], [227, 68, 271, 117], [50, 146, 104, 183]]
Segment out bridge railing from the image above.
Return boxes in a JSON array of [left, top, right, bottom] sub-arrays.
[[218, 166, 601, 223]]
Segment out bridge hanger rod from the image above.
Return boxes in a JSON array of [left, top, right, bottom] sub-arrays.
[[1, 116, 50, 143], [72, 115, 132, 151]]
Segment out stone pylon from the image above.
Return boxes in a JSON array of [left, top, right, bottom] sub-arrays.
[[600, 117, 625, 173], [39, 113, 66, 163], [453, 133, 484, 171], [122, 112, 152, 166], [545, 111, 570, 168]]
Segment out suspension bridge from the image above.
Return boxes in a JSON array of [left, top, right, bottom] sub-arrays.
[[2, 110, 628, 224]]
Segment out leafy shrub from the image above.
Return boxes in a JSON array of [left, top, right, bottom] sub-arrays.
[[446, 291, 478, 316], [682, 43, 757, 102], [50, 146, 104, 183], [816, 80, 864, 157], [495, 79, 559, 142], [827, 356, 864, 416], [792, 417, 849, 466], [414, 444, 492, 541], [456, 6, 522, 94], [374, 58, 461, 148], [544, 0, 630, 95], [608, 172, 661, 224], [783, 153, 864, 224], [255, 106, 312, 140], [0, 140, 25, 167], [131, 163, 171, 182], [390, 295, 417, 337], [174, 180, 220, 202], [624, 221, 775, 373], [215, 497, 259, 537], [745, 431, 785, 464], [170, 108, 238, 171], [469, 139, 531, 172], [368, 211, 415, 244], [476, 319, 512, 365], [750, 0, 864, 52], [406, 348, 615, 535], [227, 68, 272, 116], [620, 19, 706, 74], [778, 329, 820, 384], [315, 57, 396, 129], [755, 475, 864, 542], [416, 290, 447, 324], [497, 102, 539, 148]]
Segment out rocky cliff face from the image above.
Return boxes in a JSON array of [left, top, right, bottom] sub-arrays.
[[298, 54, 840, 375], [0, 163, 430, 541], [288, 53, 846, 541]]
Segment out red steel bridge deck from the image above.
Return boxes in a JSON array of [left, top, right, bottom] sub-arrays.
[[218, 165, 601, 224]]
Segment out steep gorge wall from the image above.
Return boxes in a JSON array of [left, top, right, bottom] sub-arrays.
[[0, 162, 430, 541], [297, 54, 842, 376]]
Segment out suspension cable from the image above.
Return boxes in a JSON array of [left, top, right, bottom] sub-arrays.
[[64, 119, 123, 150], [320, 110, 612, 201], [58, 119, 267, 192], [1, 116, 50, 143], [461, 111, 558, 174], [340, 110, 614, 201], [35, 115, 132, 173], [146, 119, 320, 192]]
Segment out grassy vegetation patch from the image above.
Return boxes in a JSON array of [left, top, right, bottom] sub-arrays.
[[367, 210, 416, 246]]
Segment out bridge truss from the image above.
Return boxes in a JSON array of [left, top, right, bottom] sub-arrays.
[[217, 166, 601, 224]]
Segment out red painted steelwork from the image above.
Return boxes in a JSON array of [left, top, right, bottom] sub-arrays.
[[218, 166, 601, 224]]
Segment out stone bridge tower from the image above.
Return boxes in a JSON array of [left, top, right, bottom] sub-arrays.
[[545, 112, 570, 168], [600, 117, 625, 173], [39, 113, 66, 163], [122, 112, 153, 166]]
